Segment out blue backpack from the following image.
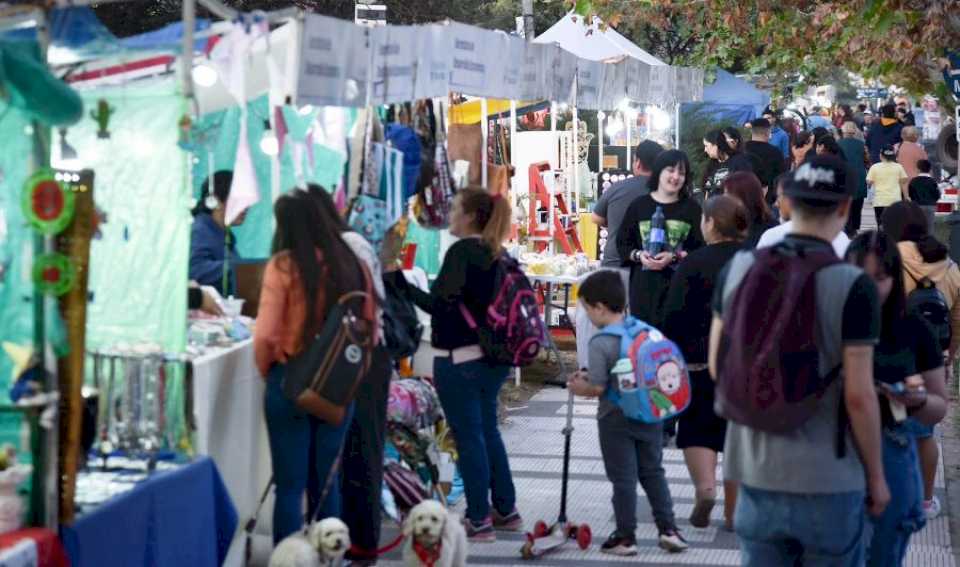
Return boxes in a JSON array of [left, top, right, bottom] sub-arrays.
[[597, 317, 691, 424]]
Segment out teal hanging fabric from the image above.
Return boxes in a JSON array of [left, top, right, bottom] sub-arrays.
[[0, 41, 82, 126]]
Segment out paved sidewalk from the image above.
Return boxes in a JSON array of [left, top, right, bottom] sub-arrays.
[[380, 386, 954, 566]]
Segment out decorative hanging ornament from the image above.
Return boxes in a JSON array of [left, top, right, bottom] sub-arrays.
[[32, 253, 76, 296], [21, 169, 75, 235], [90, 99, 115, 139]]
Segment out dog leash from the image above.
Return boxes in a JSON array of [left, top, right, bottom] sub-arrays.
[[347, 533, 406, 559], [244, 475, 274, 566]]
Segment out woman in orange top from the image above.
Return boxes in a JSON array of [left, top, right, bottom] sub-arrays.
[[254, 189, 368, 544]]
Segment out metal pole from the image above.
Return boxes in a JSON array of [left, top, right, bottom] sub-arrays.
[[675, 103, 681, 149], [625, 110, 632, 171], [481, 98, 488, 189], [182, 0, 196, 102], [572, 106, 579, 214], [598, 111, 604, 173], [522, 0, 535, 43]]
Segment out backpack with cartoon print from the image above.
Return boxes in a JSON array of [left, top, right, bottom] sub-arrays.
[[597, 316, 691, 424]]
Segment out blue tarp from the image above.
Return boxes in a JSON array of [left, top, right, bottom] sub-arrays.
[[682, 69, 770, 125], [4, 7, 210, 57]]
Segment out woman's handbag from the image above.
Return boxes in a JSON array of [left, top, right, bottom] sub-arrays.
[[282, 269, 378, 425]]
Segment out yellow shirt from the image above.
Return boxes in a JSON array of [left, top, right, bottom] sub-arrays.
[[867, 161, 908, 207]]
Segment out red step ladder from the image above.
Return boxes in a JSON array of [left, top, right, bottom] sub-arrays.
[[527, 162, 583, 255]]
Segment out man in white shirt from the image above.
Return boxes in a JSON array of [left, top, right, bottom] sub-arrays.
[[757, 175, 851, 257]]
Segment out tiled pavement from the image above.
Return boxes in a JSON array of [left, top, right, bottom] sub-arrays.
[[377, 386, 954, 566]]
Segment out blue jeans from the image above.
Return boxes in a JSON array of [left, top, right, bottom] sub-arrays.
[[866, 428, 926, 566], [434, 357, 516, 523], [735, 485, 866, 566], [902, 417, 934, 439], [264, 364, 354, 544]]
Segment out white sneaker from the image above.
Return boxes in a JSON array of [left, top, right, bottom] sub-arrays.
[[924, 496, 941, 520], [658, 529, 689, 553]]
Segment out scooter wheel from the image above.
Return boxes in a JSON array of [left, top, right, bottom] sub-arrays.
[[533, 520, 550, 538], [577, 524, 592, 550], [521, 541, 535, 560]]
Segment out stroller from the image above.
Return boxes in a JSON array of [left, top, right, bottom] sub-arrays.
[[383, 376, 452, 516]]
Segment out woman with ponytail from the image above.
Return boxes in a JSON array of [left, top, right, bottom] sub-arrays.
[[881, 200, 960, 522], [408, 187, 520, 542]]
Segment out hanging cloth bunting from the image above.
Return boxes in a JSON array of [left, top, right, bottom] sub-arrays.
[[22, 169, 75, 235], [380, 146, 405, 227], [209, 16, 268, 225]]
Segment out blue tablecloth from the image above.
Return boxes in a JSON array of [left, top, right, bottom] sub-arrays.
[[61, 457, 238, 567]]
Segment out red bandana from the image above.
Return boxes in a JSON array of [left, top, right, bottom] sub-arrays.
[[412, 539, 442, 567]]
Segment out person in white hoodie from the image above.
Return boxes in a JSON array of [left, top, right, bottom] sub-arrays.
[[757, 173, 851, 257], [882, 200, 960, 521]]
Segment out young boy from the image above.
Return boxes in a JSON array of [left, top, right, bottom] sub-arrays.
[[908, 159, 941, 229], [567, 270, 688, 556]]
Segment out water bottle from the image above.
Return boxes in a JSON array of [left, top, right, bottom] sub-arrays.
[[646, 205, 667, 256]]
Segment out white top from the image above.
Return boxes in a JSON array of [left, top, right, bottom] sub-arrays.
[[756, 220, 851, 258]]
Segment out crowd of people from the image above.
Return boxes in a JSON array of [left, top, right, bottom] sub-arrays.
[[183, 95, 952, 566], [566, 97, 955, 565]]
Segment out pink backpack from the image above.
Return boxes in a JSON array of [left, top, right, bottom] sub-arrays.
[[460, 254, 546, 367]]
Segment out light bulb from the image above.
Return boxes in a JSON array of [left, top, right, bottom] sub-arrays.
[[618, 98, 631, 113], [260, 131, 279, 156], [648, 106, 671, 130], [192, 64, 218, 88], [605, 120, 623, 138]]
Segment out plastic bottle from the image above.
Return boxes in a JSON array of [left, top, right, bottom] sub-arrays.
[[646, 205, 667, 256]]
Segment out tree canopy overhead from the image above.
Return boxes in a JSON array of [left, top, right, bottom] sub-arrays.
[[581, 0, 960, 96]]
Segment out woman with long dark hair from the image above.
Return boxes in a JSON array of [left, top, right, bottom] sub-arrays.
[[721, 171, 776, 248], [189, 170, 245, 295], [408, 188, 518, 542], [881, 201, 960, 521], [845, 231, 947, 566], [305, 184, 391, 563], [702, 129, 753, 197], [254, 189, 370, 543], [662, 195, 749, 531], [617, 150, 704, 326]]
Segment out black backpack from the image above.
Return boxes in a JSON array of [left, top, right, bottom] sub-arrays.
[[381, 271, 424, 359], [906, 275, 952, 351]]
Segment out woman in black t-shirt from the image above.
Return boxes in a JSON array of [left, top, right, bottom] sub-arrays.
[[662, 195, 748, 531], [846, 231, 947, 567], [617, 150, 704, 326], [702, 129, 753, 198]]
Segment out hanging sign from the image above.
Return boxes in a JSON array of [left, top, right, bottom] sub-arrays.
[[447, 23, 504, 97], [297, 13, 370, 107], [517, 43, 548, 101], [625, 59, 651, 104], [576, 60, 603, 109], [33, 252, 76, 296], [499, 34, 526, 101], [22, 169, 75, 235], [547, 45, 578, 103], [369, 25, 418, 104], [600, 60, 627, 110], [414, 24, 452, 100], [647, 65, 673, 105]]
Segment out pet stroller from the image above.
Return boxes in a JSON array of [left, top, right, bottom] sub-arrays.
[[382, 376, 453, 518]]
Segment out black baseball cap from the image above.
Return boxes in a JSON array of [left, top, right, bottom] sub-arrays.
[[784, 156, 852, 202]]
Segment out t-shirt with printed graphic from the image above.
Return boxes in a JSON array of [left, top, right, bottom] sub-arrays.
[[617, 194, 704, 326]]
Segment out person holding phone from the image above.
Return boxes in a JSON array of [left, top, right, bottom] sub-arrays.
[[846, 231, 947, 566]]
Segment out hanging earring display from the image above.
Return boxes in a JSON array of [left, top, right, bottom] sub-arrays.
[[32, 252, 76, 296], [22, 169, 75, 235]]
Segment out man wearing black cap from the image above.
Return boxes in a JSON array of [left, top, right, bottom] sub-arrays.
[[709, 155, 888, 565], [744, 118, 787, 206]]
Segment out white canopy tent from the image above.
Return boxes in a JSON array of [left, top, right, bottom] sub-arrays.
[[534, 13, 667, 66]]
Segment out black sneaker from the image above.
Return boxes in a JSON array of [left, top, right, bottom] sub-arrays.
[[658, 528, 689, 553], [600, 531, 638, 556]]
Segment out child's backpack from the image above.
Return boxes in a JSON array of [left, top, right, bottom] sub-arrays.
[[597, 316, 691, 424], [715, 242, 841, 433], [459, 254, 545, 367], [906, 275, 952, 351]]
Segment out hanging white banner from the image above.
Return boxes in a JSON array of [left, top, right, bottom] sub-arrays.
[[576, 60, 603, 109], [647, 65, 673, 106], [517, 43, 548, 101], [297, 13, 369, 107], [625, 58, 651, 103], [547, 45, 578, 103], [499, 34, 527, 101], [414, 24, 452, 100], [600, 60, 627, 110], [369, 25, 418, 105], [447, 22, 504, 97]]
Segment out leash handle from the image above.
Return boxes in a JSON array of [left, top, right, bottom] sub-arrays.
[[245, 475, 275, 566]]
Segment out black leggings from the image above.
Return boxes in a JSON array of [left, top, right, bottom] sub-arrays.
[[846, 198, 864, 235], [874, 206, 886, 229]]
